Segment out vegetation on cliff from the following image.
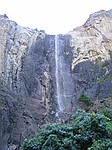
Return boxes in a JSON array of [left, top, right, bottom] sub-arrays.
[[22, 109, 112, 150]]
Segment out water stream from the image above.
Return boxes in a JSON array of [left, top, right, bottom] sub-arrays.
[[55, 35, 64, 113], [55, 34, 74, 119]]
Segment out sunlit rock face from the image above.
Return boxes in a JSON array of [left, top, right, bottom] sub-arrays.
[[68, 9, 112, 103], [0, 9, 112, 149], [70, 9, 112, 68]]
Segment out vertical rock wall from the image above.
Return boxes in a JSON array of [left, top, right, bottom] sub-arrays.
[[0, 15, 56, 149], [0, 9, 112, 149], [68, 9, 112, 104]]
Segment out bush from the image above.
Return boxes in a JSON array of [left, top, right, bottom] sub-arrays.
[[98, 107, 112, 121], [78, 94, 93, 106], [22, 110, 112, 150], [88, 139, 112, 150]]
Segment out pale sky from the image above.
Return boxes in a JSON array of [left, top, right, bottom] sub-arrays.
[[0, 0, 112, 34]]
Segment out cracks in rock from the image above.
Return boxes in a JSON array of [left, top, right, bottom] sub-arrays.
[[92, 25, 111, 42]]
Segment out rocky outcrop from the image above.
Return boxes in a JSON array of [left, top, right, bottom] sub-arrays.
[[0, 9, 112, 149], [0, 15, 55, 149], [68, 9, 112, 103]]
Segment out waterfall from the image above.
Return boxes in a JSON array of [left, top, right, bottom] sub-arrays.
[[55, 34, 74, 118], [55, 35, 64, 113]]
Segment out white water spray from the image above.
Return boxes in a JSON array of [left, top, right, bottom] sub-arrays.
[[55, 35, 74, 118], [55, 35, 64, 113]]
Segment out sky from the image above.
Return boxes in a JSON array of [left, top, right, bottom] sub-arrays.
[[0, 0, 112, 34]]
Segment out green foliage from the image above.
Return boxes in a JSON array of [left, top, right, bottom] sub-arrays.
[[72, 110, 112, 149], [0, 86, 4, 92], [98, 107, 112, 122], [96, 57, 102, 64], [22, 110, 112, 150], [108, 94, 112, 99], [101, 61, 110, 68], [88, 139, 112, 150], [97, 73, 112, 83], [0, 99, 3, 107], [78, 94, 93, 106]]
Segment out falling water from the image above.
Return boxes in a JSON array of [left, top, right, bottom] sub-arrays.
[[55, 34, 74, 118], [55, 35, 64, 113]]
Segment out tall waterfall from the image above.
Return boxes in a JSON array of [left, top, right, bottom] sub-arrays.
[[55, 35, 64, 112], [55, 34, 74, 118]]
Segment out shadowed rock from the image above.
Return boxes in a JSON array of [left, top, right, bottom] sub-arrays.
[[0, 9, 112, 149]]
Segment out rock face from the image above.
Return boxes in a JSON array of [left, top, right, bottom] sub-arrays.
[[0, 9, 112, 149], [69, 9, 112, 103], [0, 15, 55, 150]]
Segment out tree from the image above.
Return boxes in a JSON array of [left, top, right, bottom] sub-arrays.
[[22, 110, 112, 150]]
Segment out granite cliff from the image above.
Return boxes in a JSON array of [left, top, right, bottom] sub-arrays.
[[0, 9, 112, 149]]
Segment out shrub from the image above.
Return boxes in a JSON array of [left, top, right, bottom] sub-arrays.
[[88, 139, 112, 150], [78, 94, 93, 106], [22, 110, 112, 150], [98, 107, 112, 121]]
